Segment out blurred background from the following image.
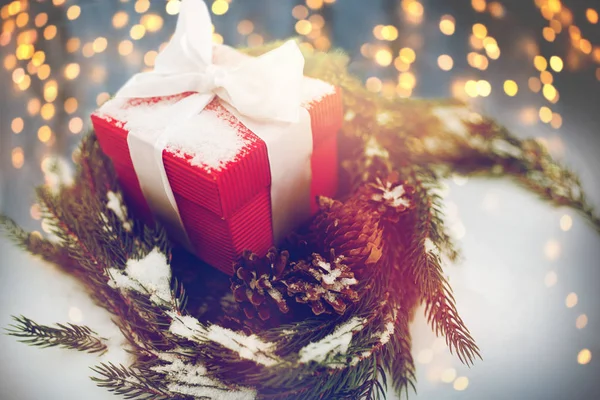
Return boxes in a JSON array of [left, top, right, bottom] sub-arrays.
[[1, 0, 599, 399]]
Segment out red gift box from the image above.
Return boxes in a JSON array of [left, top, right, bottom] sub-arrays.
[[91, 82, 343, 275]]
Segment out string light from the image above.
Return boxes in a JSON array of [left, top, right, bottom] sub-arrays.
[[66, 38, 81, 53], [166, 0, 181, 15], [528, 77, 542, 92], [566, 292, 578, 308], [113, 11, 129, 29], [488, 2, 505, 18], [4, 54, 17, 70], [586, 8, 598, 24], [543, 27, 556, 42], [437, 54, 453, 71], [35, 13, 48, 28], [16, 12, 29, 27], [472, 23, 487, 39], [135, 0, 150, 14], [365, 77, 382, 93], [43, 25, 57, 40], [503, 80, 518, 96], [38, 125, 52, 142], [41, 103, 55, 120], [375, 48, 393, 66], [69, 117, 83, 134], [292, 5, 309, 20], [307, 0, 324, 10], [399, 47, 416, 64], [476, 80, 491, 97], [66, 5, 80, 20], [12, 147, 24, 169], [551, 113, 562, 129], [295, 20, 312, 35], [64, 97, 78, 114], [27, 98, 41, 116], [93, 37, 108, 53], [64, 63, 80, 80], [439, 15, 456, 35], [118, 40, 134, 56], [453, 377, 469, 391], [44, 80, 58, 102], [130, 24, 146, 40], [212, 0, 229, 15], [144, 50, 158, 67], [472, 0, 486, 13], [575, 314, 588, 329], [142, 14, 164, 32], [543, 84, 557, 102], [534, 55, 548, 71], [96, 92, 110, 106], [398, 72, 416, 90], [578, 349, 592, 365], [237, 20, 254, 35], [11, 117, 24, 134]]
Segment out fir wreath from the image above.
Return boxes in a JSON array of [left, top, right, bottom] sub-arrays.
[[2, 44, 599, 400]]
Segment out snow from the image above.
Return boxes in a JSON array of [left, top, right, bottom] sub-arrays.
[[97, 96, 247, 172], [313, 257, 357, 291], [167, 312, 203, 340], [384, 184, 411, 208], [205, 325, 280, 367], [165, 106, 248, 170], [379, 321, 395, 345], [41, 156, 74, 194], [424, 237, 440, 256], [301, 77, 336, 108], [491, 138, 523, 158], [431, 106, 471, 138], [321, 268, 341, 286], [152, 352, 256, 400], [298, 317, 366, 364], [107, 248, 173, 305], [267, 287, 284, 303], [106, 191, 132, 231], [167, 313, 281, 367]]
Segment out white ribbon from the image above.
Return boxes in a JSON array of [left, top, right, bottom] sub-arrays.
[[115, 0, 313, 250]]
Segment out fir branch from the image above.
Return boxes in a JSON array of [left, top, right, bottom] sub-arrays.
[[6, 315, 108, 354], [404, 172, 481, 366], [90, 362, 172, 400], [0, 214, 75, 271]]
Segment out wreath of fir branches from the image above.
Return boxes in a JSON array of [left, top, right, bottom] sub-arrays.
[[2, 43, 599, 400]]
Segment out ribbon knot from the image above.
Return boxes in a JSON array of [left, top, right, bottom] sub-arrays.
[[196, 64, 225, 93], [115, 0, 305, 124]]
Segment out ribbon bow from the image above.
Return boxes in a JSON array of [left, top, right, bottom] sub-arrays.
[[116, 0, 305, 123]]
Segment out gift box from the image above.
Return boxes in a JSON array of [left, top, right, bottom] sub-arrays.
[[92, 71, 342, 275], [90, 0, 343, 274]]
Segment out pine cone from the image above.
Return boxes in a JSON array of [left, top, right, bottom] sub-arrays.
[[231, 249, 361, 321], [284, 251, 359, 315], [309, 196, 384, 278], [362, 173, 415, 222], [230, 248, 290, 321]]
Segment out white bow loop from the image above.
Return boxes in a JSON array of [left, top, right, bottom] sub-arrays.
[[116, 0, 304, 124]]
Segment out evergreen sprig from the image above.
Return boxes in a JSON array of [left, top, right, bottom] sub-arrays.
[[6, 315, 108, 354], [404, 170, 480, 365], [90, 362, 172, 400]]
